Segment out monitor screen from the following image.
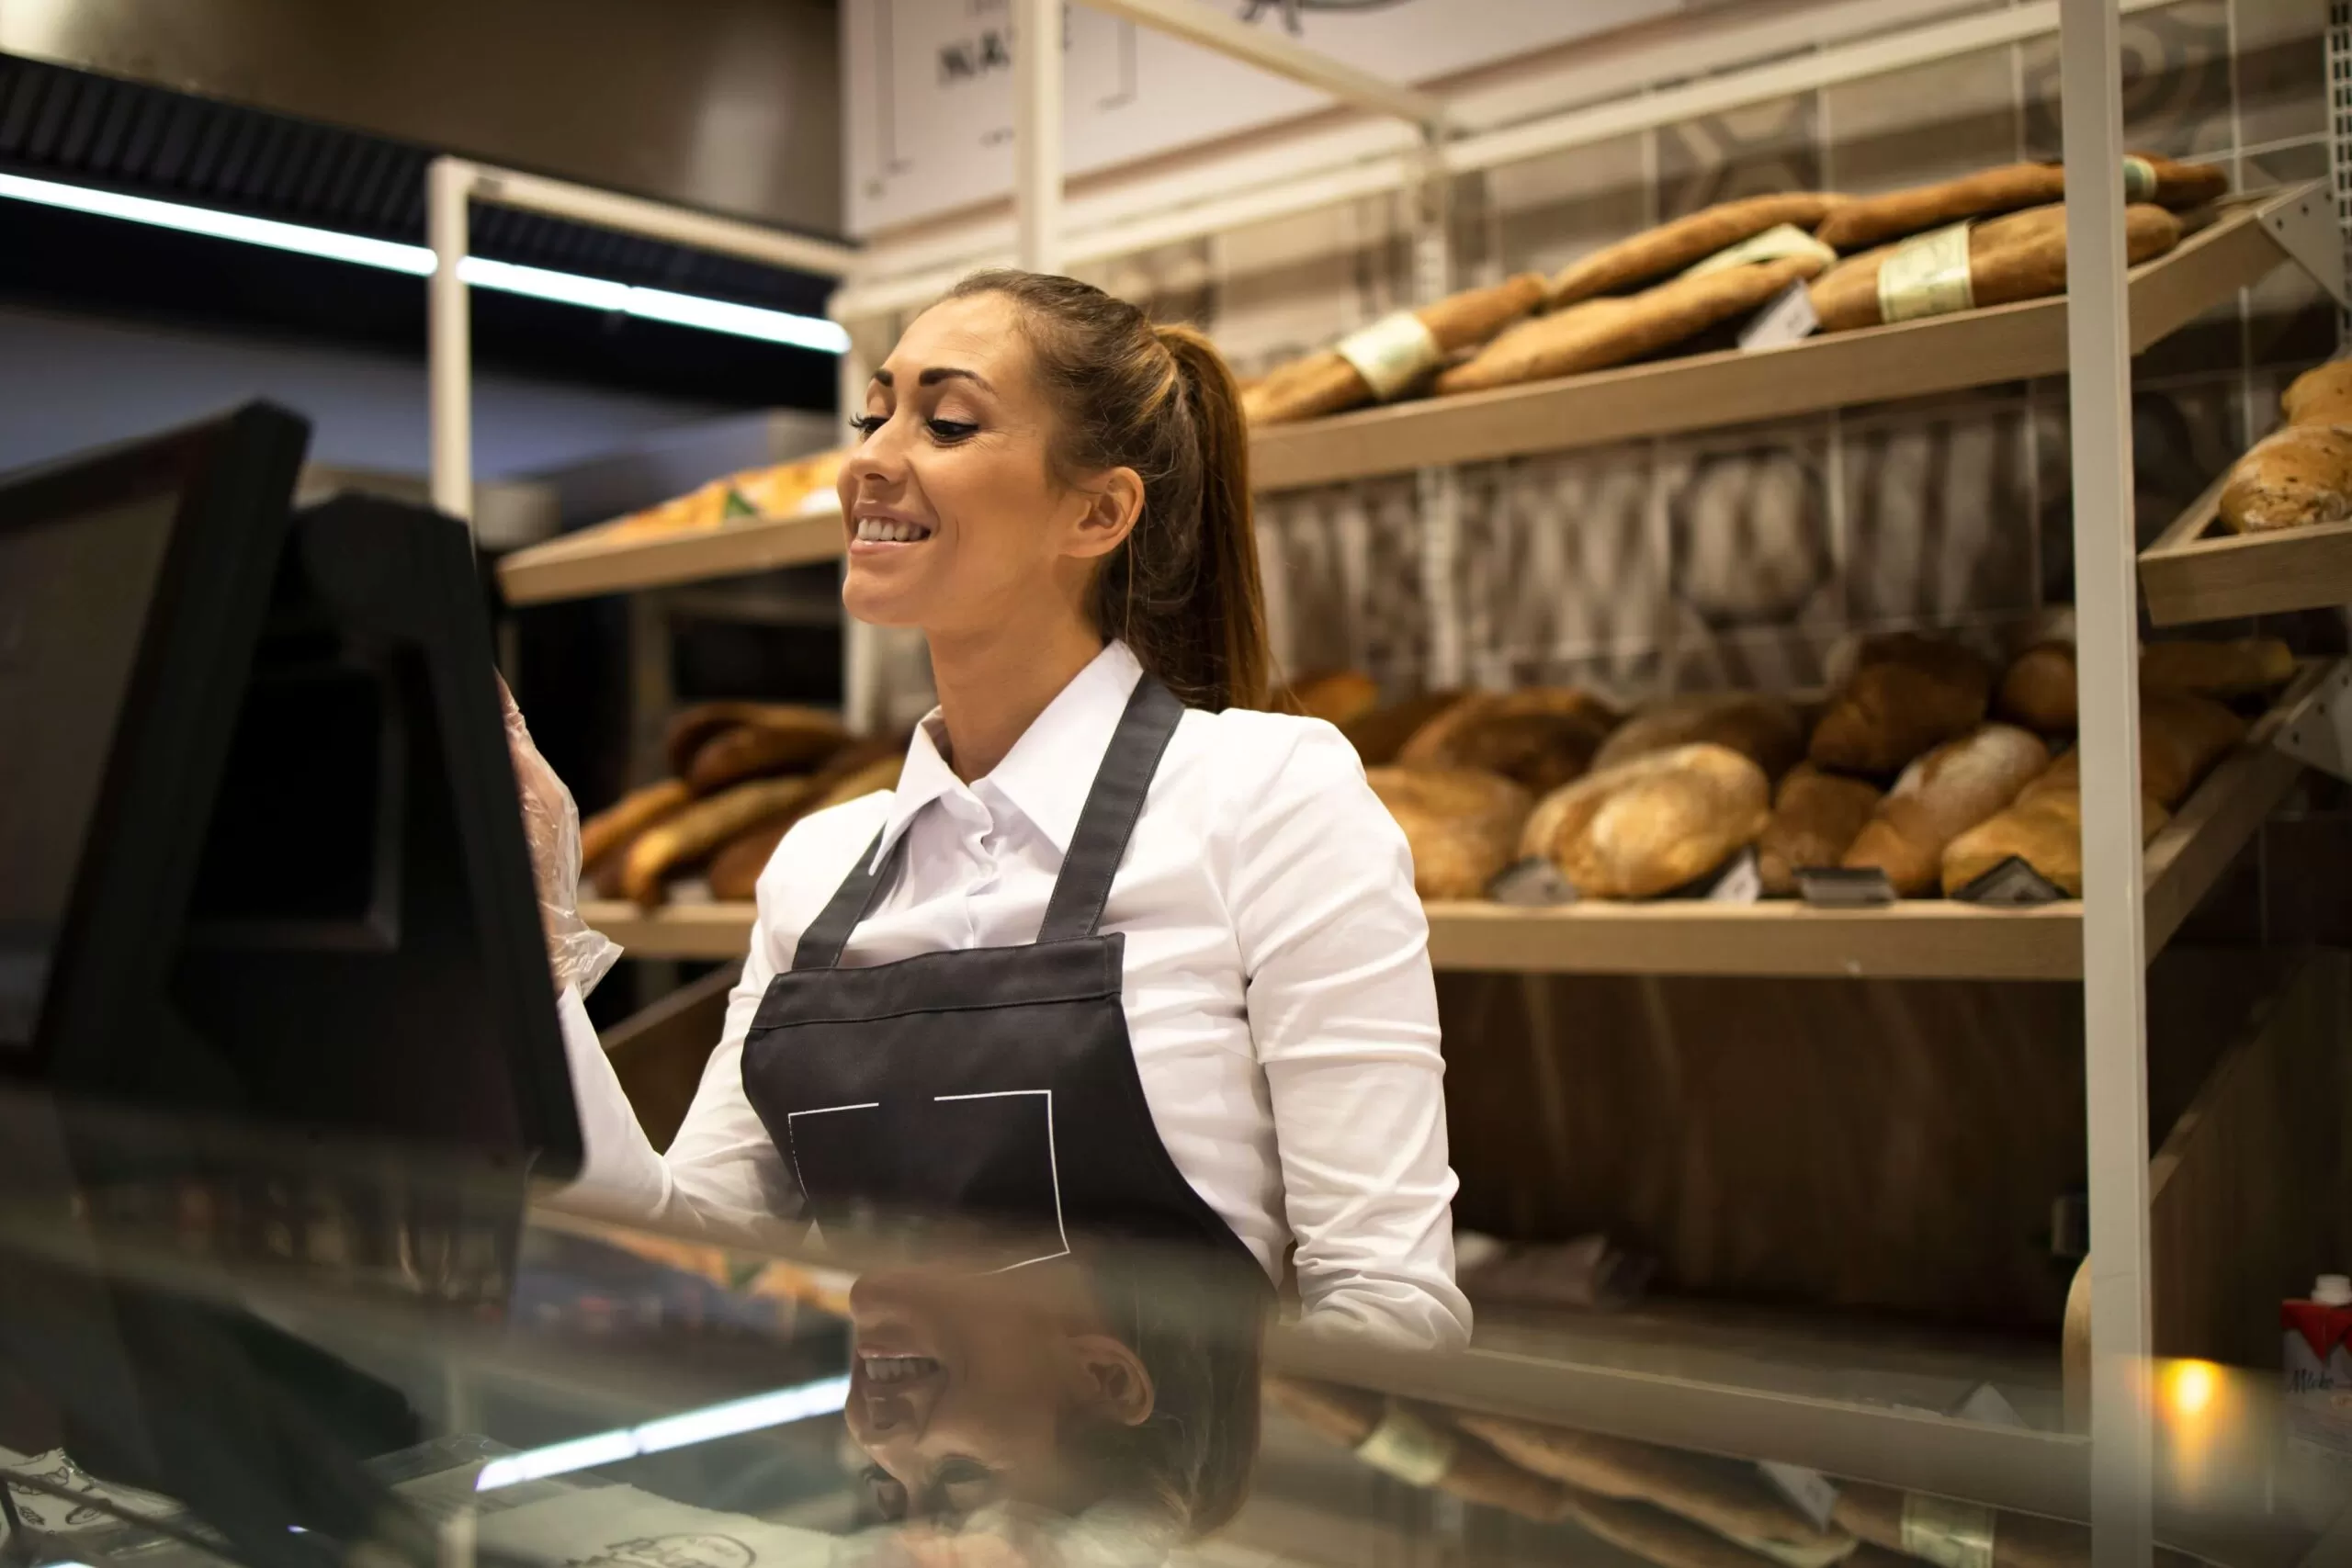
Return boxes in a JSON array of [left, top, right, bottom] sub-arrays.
[[0, 491, 182, 1048]]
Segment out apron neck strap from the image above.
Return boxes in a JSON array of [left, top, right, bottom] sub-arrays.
[[1035, 675, 1184, 944], [790, 674, 1185, 970]]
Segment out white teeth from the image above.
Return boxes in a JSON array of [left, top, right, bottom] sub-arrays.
[[861, 1355, 937, 1384], [854, 517, 932, 543]]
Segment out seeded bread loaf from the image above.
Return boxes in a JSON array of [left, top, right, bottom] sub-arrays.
[[2216, 424, 2352, 534], [1757, 762, 1885, 896], [1366, 766, 1534, 900], [1548, 191, 1849, 308], [2281, 360, 2352, 427], [1840, 723, 2051, 895], [1520, 743, 1771, 899], [1809, 202, 2181, 333], [1815, 155, 2222, 252]]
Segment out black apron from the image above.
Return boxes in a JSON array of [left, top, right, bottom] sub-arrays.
[[740, 676, 1260, 1276]]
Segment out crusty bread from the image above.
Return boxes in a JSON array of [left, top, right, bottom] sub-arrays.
[[1590, 692, 1806, 780], [1548, 192, 1849, 307], [1809, 633, 1993, 775], [2281, 360, 2352, 426], [1758, 762, 1885, 895], [707, 814, 796, 902], [2025, 691, 2245, 809], [1341, 691, 1468, 767], [2217, 424, 2352, 534], [685, 709, 849, 793], [2140, 637, 2296, 699], [581, 779, 694, 871], [1840, 723, 2050, 895], [1264, 1379, 1569, 1523], [1437, 254, 1826, 396], [1942, 780, 2171, 897], [621, 777, 820, 907], [1272, 669, 1383, 728], [1398, 687, 1617, 795], [1520, 743, 1770, 899], [1815, 155, 2221, 252], [1243, 275, 1549, 424], [1996, 640, 2078, 733], [1366, 766, 1534, 900], [1810, 202, 2180, 333], [665, 701, 844, 781]]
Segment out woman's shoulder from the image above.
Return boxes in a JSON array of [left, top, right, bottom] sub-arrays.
[[1176, 704, 1363, 776], [755, 788, 894, 904]]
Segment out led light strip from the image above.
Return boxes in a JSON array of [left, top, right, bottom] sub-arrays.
[[472, 1373, 852, 1491], [0, 171, 849, 355]]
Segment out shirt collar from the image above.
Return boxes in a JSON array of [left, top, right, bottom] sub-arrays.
[[870, 641, 1145, 869]]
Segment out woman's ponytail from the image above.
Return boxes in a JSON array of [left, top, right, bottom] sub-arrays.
[[944, 269, 1272, 712], [1155, 322, 1270, 712]]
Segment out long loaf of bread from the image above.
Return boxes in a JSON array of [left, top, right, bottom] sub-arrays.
[[684, 709, 848, 792], [581, 779, 694, 871], [1397, 687, 1615, 795], [1521, 743, 1771, 899], [665, 700, 846, 779], [1243, 275, 1548, 425], [1437, 254, 1825, 396], [1548, 192, 1848, 307], [2218, 424, 2352, 534], [1809, 202, 2180, 333], [1262, 1379, 1570, 1524], [1367, 766, 1534, 899], [1589, 693, 1806, 780], [2282, 359, 2352, 427], [620, 776, 820, 907], [1840, 724, 2051, 895], [1815, 155, 2222, 251], [2139, 637, 2295, 698]]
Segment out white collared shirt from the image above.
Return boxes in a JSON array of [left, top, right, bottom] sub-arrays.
[[556, 641, 1470, 1349]]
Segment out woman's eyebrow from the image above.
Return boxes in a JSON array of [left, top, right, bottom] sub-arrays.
[[870, 367, 992, 390]]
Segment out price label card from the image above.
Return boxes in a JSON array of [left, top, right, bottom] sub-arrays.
[[1740, 280, 1820, 351], [1757, 1461, 1841, 1532], [1704, 847, 1763, 903], [1796, 866, 1897, 908], [1949, 1382, 2030, 1428], [1488, 857, 1578, 906], [1951, 855, 2065, 907]]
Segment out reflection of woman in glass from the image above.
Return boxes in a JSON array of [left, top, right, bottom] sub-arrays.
[[842, 1247, 1261, 1547], [526, 267, 1469, 1356]]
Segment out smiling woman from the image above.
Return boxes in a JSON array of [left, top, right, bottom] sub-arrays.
[[528, 266, 1469, 1530]]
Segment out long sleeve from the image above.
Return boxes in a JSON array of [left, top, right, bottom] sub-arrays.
[[546, 863, 807, 1248], [1227, 723, 1473, 1351]]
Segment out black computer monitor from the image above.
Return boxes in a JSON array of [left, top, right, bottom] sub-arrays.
[[0, 402, 581, 1178]]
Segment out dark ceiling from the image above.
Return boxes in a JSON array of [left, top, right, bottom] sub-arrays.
[[0, 51, 842, 410]]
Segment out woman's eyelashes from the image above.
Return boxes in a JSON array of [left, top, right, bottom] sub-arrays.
[[846, 412, 980, 443]]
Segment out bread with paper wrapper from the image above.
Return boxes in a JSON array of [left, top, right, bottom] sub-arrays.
[[1544, 191, 1849, 307], [1240, 275, 1548, 426], [1807, 202, 2181, 333]]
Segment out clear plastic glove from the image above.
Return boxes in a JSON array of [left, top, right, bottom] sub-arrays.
[[498, 672, 622, 998]]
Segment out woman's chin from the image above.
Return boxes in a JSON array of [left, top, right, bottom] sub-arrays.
[[842, 579, 924, 627]]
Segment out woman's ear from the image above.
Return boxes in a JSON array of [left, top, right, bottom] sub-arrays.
[[1066, 1333, 1156, 1427], [1067, 467, 1145, 561]]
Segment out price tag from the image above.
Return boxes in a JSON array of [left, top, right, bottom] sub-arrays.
[[1704, 847, 1763, 903], [1796, 866, 1896, 908], [1951, 855, 2065, 907], [1949, 1382, 2029, 1429], [1334, 310, 1444, 401], [1877, 221, 1975, 323], [1488, 857, 1578, 906], [1740, 280, 1820, 351], [1757, 1461, 1841, 1533]]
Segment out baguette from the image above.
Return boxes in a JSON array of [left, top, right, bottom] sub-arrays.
[[665, 700, 846, 779], [1757, 762, 1884, 895], [1815, 154, 2222, 252], [1459, 1415, 1851, 1566], [2024, 693, 2245, 807], [1397, 687, 1616, 795], [2139, 637, 2295, 699], [1548, 192, 1849, 308], [1840, 724, 2050, 895], [620, 777, 820, 907], [704, 735, 912, 900], [684, 708, 848, 792], [580, 779, 694, 871], [1939, 782, 2170, 897], [1589, 693, 1805, 780], [2216, 424, 2352, 534], [1995, 640, 2077, 733], [1809, 202, 2180, 333], [1366, 766, 1534, 899], [1436, 254, 1825, 396], [1262, 1379, 1570, 1524], [1521, 743, 1770, 899], [707, 815, 795, 903], [2282, 359, 2352, 427], [1243, 275, 1549, 425], [1809, 634, 1993, 775]]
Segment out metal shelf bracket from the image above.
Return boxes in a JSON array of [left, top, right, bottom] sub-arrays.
[[2257, 183, 2350, 308], [2271, 658, 2352, 783]]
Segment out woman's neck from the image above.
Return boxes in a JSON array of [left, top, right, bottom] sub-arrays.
[[927, 616, 1108, 783]]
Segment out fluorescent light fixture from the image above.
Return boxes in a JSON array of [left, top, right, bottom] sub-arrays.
[[0, 170, 848, 354], [473, 1373, 851, 1492]]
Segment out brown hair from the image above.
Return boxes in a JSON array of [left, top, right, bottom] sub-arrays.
[[944, 269, 1270, 711]]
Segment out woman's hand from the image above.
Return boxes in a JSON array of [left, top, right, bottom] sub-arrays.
[[498, 673, 621, 998]]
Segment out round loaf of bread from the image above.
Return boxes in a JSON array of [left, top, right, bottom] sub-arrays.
[[1589, 692, 1805, 780], [1398, 688, 1618, 795], [1519, 743, 1770, 899], [2282, 360, 2352, 425], [2217, 424, 2352, 534], [1366, 766, 1534, 900], [1996, 640, 2077, 733]]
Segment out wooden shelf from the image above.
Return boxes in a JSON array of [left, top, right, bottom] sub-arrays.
[[1252, 186, 2321, 493], [581, 661, 2332, 977], [495, 501, 843, 605], [2139, 466, 2352, 626]]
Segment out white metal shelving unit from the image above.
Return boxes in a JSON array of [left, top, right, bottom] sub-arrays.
[[445, 4, 2352, 1555]]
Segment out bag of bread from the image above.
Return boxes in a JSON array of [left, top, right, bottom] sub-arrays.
[[1757, 762, 1884, 896], [1366, 766, 1534, 900], [1840, 724, 2050, 895], [1548, 192, 1848, 307], [1809, 202, 2181, 333], [1436, 252, 1827, 396], [1810, 633, 1993, 775], [1589, 692, 1806, 780], [2217, 425, 2352, 533], [1519, 743, 1770, 899], [1397, 687, 1618, 795], [1815, 154, 2222, 252], [1243, 275, 1549, 425]]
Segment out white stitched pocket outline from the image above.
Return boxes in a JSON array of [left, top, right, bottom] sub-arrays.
[[782, 1100, 880, 1206], [933, 1089, 1069, 1272]]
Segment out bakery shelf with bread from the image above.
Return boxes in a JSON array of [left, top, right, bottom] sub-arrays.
[[2139, 359, 2352, 626], [497, 450, 848, 606], [1250, 183, 2317, 493]]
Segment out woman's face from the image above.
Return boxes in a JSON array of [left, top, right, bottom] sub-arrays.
[[842, 1264, 1152, 1527], [837, 292, 1136, 640]]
